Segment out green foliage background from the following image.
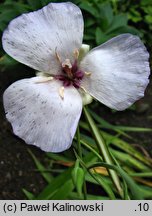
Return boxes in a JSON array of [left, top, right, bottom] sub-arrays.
[[0, 0, 152, 200], [0, 0, 152, 57]]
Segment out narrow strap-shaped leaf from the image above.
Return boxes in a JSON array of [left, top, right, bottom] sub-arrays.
[[74, 151, 116, 200], [28, 149, 53, 183], [83, 107, 123, 197], [89, 162, 143, 200], [36, 168, 72, 199], [22, 189, 35, 200], [51, 180, 74, 200]]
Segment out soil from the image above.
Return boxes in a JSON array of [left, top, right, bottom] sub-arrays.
[[0, 63, 152, 200]]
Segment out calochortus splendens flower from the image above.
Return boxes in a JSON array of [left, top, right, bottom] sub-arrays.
[[2, 2, 150, 152]]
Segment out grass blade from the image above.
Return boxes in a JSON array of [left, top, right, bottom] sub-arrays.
[[36, 168, 72, 199], [83, 107, 123, 197], [89, 162, 143, 200], [28, 149, 53, 183]]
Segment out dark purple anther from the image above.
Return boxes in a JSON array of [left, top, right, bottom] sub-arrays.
[[55, 58, 84, 88], [63, 80, 71, 87], [74, 70, 84, 79]]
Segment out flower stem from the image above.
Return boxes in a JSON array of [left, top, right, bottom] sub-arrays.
[[83, 107, 123, 197], [76, 126, 87, 200], [77, 126, 82, 158]]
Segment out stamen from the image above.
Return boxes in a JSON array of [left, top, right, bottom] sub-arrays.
[[85, 71, 91, 76], [80, 86, 87, 93], [55, 47, 61, 63], [75, 70, 84, 79], [35, 77, 54, 83], [62, 59, 73, 78], [62, 59, 72, 69], [59, 86, 64, 99], [73, 49, 79, 59], [54, 53, 86, 89]]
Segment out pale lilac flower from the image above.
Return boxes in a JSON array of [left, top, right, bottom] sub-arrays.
[[2, 2, 150, 152]]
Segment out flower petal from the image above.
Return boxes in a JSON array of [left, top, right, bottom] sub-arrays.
[[80, 34, 150, 110], [2, 2, 84, 74], [3, 78, 82, 152]]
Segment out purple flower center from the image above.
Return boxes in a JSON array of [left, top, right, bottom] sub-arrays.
[[55, 59, 84, 88]]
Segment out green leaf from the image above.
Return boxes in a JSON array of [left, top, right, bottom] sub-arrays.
[[74, 153, 116, 200], [12, 2, 30, 13], [110, 25, 140, 36], [101, 132, 152, 167], [99, 3, 113, 26], [22, 189, 35, 200], [79, 2, 99, 17], [89, 162, 143, 200], [40, 0, 52, 6], [83, 107, 123, 197], [46, 152, 72, 162], [28, 149, 53, 183], [145, 15, 152, 24], [83, 151, 98, 166], [83, 34, 95, 41], [0, 9, 18, 23], [85, 18, 95, 28], [85, 172, 112, 186], [95, 27, 109, 45], [36, 168, 72, 199], [80, 138, 103, 162], [0, 55, 18, 67], [51, 180, 74, 200], [0, 2, 30, 31], [130, 172, 152, 177], [111, 149, 151, 171], [72, 159, 85, 197], [112, 125, 152, 132], [26, 0, 42, 10], [90, 172, 116, 200], [107, 14, 128, 33], [111, 154, 129, 200], [142, 6, 152, 14], [141, 0, 152, 6], [88, 109, 132, 138], [3, 0, 12, 3], [139, 186, 152, 199], [0, 4, 14, 12], [88, 109, 152, 132], [128, 8, 142, 23], [80, 119, 152, 168]]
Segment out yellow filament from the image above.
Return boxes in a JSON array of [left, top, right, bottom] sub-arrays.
[[73, 49, 79, 59], [35, 77, 54, 83], [59, 86, 64, 99], [85, 71, 91, 76], [80, 86, 87, 93]]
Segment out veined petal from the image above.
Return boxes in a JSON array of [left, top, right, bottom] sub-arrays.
[[80, 34, 150, 110], [2, 2, 84, 74], [3, 78, 82, 152]]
